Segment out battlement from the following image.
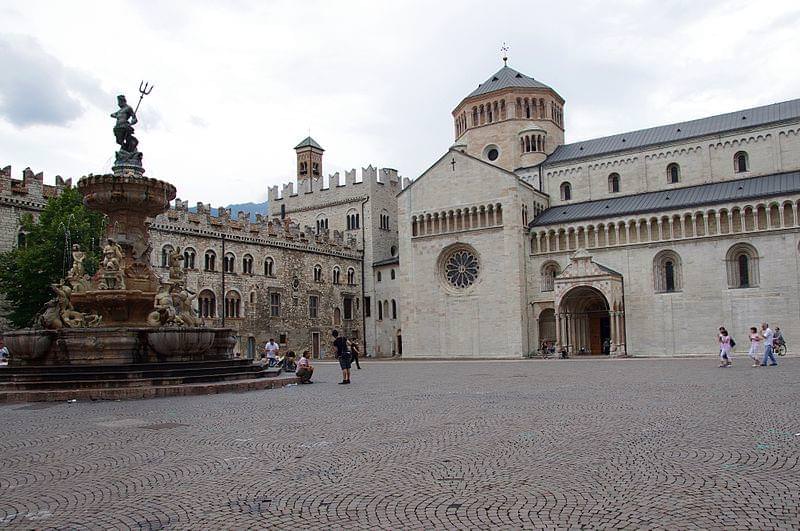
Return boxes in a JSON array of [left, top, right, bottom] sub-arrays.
[[156, 199, 361, 255], [268, 165, 406, 203], [0, 165, 72, 204]]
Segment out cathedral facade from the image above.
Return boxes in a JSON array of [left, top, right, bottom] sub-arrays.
[[399, 63, 800, 357]]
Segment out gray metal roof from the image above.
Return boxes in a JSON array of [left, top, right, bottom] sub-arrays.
[[546, 98, 800, 165], [294, 136, 324, 151], [530, 170, 800, 227], [373, 256, 399, 267], [465, 66, 554, 99]]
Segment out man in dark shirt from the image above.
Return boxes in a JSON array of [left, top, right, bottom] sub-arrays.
[[332, 330, 352, 385]]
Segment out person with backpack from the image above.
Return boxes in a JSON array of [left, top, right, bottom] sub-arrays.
[[718, 327, 733, 367], [332, 330, 352, 385]]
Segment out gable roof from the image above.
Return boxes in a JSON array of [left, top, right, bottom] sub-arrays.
[[399, 148, 535, 197], [294, 136, 324, 151], [545, 98, 800, 165], [530, 170, 800, 227]]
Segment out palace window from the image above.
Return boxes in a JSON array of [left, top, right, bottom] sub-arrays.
[[667, 163, 680, 184], [560, 182, 572, 201], [364, 296, 371, 318], [313, 264, 323, 283], [346, 210, 360, 230], [332, 266, 341, 285], [242, 254, 253, 274], [199, 289, 216, 318], [541, 261, 560, 292], [161, 245, 173, 268], [347, 267, 356, 285], [183, 248, 196, 269], [343, 297, 353, 320], [653, 250, 683, 293], [734, 151, 749, 173], [270, 292, 281, 316], [377, 271, 382, 282], [264, 257, 275, 277], [726, 243, 759, 288], [608, 173, 620, 193], [390, 269, 395, 280], [204, 250, 216, 271], [309, 295, 319, 319], [316, 216, 328, 234], [224, 291, 241, 318], [391, 299, 397, 320], [223, 252, 235, 273]]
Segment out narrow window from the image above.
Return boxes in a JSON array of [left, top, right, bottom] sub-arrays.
[[343, 298, 353, 320], [734, 151, 749, 173], [364, 296, 371, 317], [391, 299, 397, 320], [377, 300, 383, 320], [390, 269, 396, 280], [665, 261, 675, 292], [738, 254, 750, 287], [667, 163, 680, 184], [608, 173, 620, 193], [309, 295, 318, 318], [270, 292, 281, 317], [560, 182, 572, 201]]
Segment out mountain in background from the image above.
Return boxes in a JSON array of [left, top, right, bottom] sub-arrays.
[[188, 201, 268, 221]]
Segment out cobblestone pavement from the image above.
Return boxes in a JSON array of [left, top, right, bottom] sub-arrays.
[[1, 358, 799, 529]]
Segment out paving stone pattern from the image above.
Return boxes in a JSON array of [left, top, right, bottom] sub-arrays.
[[1, 358, 799, 529]]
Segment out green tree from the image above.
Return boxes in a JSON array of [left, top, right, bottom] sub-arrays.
[[0, 186, 105, 328]]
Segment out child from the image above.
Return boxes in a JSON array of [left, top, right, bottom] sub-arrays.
[[296, 350, 314, 384], [718, 327, 732, 367], [747, 326, 761, 367]]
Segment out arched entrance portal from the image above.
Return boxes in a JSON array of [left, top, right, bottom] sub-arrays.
[[558, 286, 611, 355], [538, 308, 556, 345]]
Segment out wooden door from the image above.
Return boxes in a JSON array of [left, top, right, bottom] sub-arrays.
[[312, 332, 320, 359]]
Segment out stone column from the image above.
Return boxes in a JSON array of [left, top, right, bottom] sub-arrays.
[[609, 311, 617, 354], [555, 312, 562, 348]]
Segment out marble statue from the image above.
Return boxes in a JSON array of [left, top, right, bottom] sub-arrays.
[[99, 238, 126, 290], [168, 246, 185, 282]]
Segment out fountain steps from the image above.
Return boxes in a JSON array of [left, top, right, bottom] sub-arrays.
[[0, 360, 298, 402]]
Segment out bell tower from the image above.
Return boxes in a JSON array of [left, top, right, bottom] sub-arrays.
[[294, 136, 324, 183]]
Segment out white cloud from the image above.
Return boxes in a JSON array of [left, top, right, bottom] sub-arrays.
[[2, 0, 800, 205]]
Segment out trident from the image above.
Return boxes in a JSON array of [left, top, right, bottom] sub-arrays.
[[134, 81, 154, 114]]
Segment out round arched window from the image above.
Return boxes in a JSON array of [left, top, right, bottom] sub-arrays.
[[443, 248, 480, 289]]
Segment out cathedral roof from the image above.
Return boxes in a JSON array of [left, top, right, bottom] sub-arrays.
[[463, 66, 557, 101], [546, 97, 800, 165], [530, 170, 800, 227], [294, 136, 324, 151]]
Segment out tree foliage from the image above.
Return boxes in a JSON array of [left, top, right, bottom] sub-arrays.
[[0, 187, 105, 328]]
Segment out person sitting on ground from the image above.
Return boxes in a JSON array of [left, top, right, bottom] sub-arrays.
[[296, 350, 314, 384]]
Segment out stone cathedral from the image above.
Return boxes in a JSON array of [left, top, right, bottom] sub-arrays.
[[3, 61, 800, 358], [399, 62, 800, 358]]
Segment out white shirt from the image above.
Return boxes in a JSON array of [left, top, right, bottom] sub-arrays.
[[265, 341, 279, 358], [763, 328, 774, 347]]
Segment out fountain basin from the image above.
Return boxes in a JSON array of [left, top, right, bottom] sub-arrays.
[[4, 330, 56, 364], [71, 290, 156, 326], [148, 327, 215, 361]]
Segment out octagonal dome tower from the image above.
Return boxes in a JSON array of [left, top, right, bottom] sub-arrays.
[[452, 63, 564, 173]]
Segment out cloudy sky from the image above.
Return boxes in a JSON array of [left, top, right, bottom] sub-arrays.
[[2, 0, 800, 206]]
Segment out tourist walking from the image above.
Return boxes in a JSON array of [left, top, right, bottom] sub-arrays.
[[349, 340, 362, 370], [760, 322, 778, 366], [332, 330, 352, 385], [296, 350, 314, 384], [747, 326, 762, 367], [264, 338, 279, 367], [718, 327, 733, 367]]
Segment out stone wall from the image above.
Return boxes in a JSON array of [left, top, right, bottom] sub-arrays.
[[149, 204, 363, 358], [542, 122, 800, 205]]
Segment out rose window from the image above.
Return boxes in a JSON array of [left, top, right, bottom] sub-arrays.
[[444, 249, 479, 288]]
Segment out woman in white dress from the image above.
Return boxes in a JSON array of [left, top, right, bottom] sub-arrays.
[[718, 327, 733, 367], [747, 326, 762, 367]]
